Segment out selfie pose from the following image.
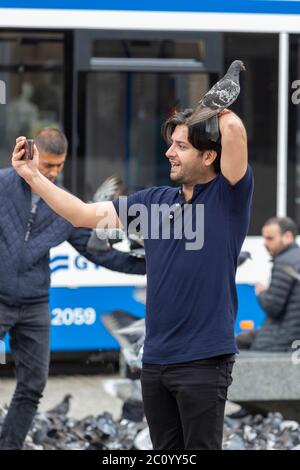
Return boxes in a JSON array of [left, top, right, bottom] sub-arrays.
[[12, 104, 253, 449]]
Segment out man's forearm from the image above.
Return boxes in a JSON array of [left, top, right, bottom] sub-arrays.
[[219, 112, 247, 149], [11, 136, 120, 229], [218, 111, 248, 185], [27, 171, 88, 227]]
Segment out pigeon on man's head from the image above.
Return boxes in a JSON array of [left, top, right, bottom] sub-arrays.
[[187, 60, 246, 140]]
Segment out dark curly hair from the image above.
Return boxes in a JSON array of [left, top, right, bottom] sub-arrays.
[[162, 108, 221, 174]]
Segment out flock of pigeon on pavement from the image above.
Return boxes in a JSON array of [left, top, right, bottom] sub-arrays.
[[1, 391, 300, 450]]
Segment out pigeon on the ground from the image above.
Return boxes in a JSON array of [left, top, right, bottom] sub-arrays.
[[187, 59, 246, 140], [134, 427, 152, 450], [87, 175, 124, 252], [7, 402, 299, 450], [47, 394, 72, 416]]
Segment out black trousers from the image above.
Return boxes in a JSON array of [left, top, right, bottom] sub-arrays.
[[0, 301, 50, 450], [141, 355, 235, 450]]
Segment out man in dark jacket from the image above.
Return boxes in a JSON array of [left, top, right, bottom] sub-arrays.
[[237, 216, 300, 351], [0, 128, 144, 450]]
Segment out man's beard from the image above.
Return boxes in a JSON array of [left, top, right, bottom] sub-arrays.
[[170, 169, 185, 184]]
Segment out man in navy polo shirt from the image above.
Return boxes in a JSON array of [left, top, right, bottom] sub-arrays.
[[12, 108, 253, 450]]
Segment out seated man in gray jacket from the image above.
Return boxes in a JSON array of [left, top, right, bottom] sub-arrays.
[[237, 216, 300, 352]]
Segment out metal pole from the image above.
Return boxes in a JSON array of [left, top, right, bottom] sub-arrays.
[[277, 32, 289, 217]]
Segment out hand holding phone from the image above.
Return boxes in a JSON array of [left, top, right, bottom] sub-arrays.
[[23, 139, 34, 160], [12, 136, 39, 182]]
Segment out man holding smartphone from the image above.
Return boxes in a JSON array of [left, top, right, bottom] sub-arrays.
[[0, 128, 144, 450], [11, 109, 253, 450]]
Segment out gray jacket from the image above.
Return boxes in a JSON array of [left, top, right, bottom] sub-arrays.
[[252, 242, 300, 351]]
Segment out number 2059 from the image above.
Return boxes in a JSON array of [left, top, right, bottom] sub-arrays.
[[51, 307, 96, 326]]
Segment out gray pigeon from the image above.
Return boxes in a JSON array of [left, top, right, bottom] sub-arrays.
[[101, 311, 145, 369], [281, 265, 300, 282], [87, 175, 124, 253], [237, 251, 252, 267], [87, 175, 145, 258], [92, 175, 123, 203], [187, 59, 246, 140], [47, 394, 72, 416]]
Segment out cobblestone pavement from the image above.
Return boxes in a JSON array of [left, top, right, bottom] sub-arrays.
[[0, 373, 239, 419]]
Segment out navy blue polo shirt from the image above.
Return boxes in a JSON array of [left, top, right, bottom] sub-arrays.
[[113, 166, 254, 364]]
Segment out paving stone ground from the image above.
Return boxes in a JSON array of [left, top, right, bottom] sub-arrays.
[[0, 374, 123, 420], [0, 373, 239, 420]]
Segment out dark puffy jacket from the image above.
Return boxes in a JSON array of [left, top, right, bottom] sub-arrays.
[[0, 168, 144, 306], [252, 243, 300, 351], [95, 249, 146, 276]]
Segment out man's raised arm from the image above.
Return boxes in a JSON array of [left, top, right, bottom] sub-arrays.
[[218, 110, 248, 186], [12, 137, 121, 229]]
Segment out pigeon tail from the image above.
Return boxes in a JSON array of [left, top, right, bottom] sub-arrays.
[[186, 106, 217, 126], [205, 116, 220, 142]]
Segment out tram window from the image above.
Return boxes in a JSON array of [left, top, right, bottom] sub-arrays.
[[0, 32, 64, 172], [0, 32, 63, 66], [92, 39, 205, 62], [82, 72, 209, 201]]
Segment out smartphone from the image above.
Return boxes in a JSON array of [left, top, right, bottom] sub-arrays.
[[23, 139, 34, 160]]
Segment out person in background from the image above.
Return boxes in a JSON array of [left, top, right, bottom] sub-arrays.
[[237, 216, 300, 352], [0, 129, 143, 450]]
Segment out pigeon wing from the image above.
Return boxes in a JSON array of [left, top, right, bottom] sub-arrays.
[[188, 79, 240, 126], [281, 265, 300, 282], [92, 175, 123, 203], [201, 78, 240, 109], [101, 311, 142, 348]]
